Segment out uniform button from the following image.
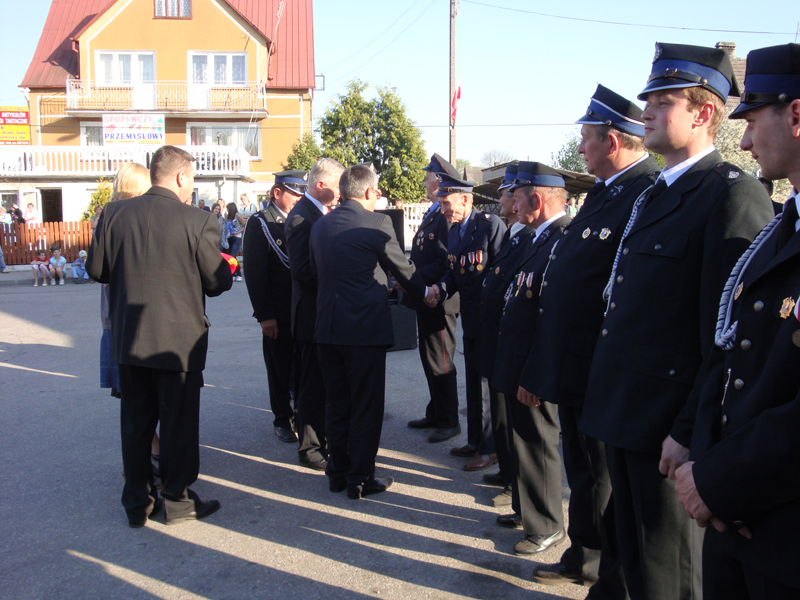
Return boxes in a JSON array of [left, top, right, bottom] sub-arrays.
[[616, 275, 624, 284], [550, 255, 556, 261], [721, 414, 728, 426], [740, 339, 752, 351], [610, 302, 616, 311], [734, 379, 744, 390], [654, 244, 662, 250], [753, 301, 764, 312], [539, 308, 544, 315], [622, 248, 630, 256], [593, 231, 599, 236], [669, 369, 676, 376], [542, 281, 548, 288], [601, 329, 608, 337]]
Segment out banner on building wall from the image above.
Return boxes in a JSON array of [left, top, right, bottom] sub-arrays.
[[0, 107, 30, 145], [102, 114, 165, 146]]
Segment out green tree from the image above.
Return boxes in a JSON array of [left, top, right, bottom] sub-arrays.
[[550, 131, 586, 173], [456, 158, 471, 172], [283, 132, 322, 171], [83, 179, 112, 221], [318, 80, 427, 202]]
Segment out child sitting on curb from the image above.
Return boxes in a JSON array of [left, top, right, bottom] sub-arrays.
[[49, 246, 67, 285], [31, 250, 51, 286], [72, 250, 91, 283]]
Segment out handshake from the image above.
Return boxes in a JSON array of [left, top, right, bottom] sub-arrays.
[[424, 284, 441, 308]]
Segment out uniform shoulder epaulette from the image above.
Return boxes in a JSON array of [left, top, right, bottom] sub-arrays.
[[712, 161, 745, 185]]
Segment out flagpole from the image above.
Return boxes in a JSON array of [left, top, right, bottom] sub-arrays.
[[449, 0, 457, 165]]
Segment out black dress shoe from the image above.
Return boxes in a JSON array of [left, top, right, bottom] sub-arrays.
[[347, 476, 394, 499], [329, 477, 347, 493], [165, 499, 221, 526], [492, 485, 513, 507], [407, 417, 436, 429], [497, 513, 523, 529], [450, 443, 477, 457], [532, 563, 594, 586], [274, 426, 298, 443], [482, 471, 505, 486], [428, 425, 461, 443], [127, 497, 164, 528], [299, 457, 328, 471], [514, 528, 566, 555]]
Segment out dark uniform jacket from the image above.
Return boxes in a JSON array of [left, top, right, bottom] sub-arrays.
[[523, 157, 659, 407], [490, 215, 571, 397], [691, 207, 800, 589], [474, 224, 535, 380], [285, 193, 324, 342], [310, 199, 426, 347], [580, 150, 773, 453], [87, 186, 232, 372], [439, 209, 506, 340], [243, 203, 292, 327], [403, 205, 459, 314]]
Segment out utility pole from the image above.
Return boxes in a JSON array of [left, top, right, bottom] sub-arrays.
[[449, 0, 457, 165]]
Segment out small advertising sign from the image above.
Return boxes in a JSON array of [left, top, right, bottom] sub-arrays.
[[0, 107, 30, 145], [102, 114, 165, 146]]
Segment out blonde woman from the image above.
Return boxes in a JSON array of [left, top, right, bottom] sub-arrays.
[[98, 163, 161, 480]]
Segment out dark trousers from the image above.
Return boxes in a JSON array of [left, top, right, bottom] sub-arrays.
[[703, 527, 799, 600], [509, 395, 563, 536], [491, 388, 515, 487], [317, 344, 387, 485], [118, 364, 203, 521], [463, 336, 494, 454], [605, 446, 702, 600], [295, 340, 327, 462], [262, 326, 295, 428], [418, 310, 459, 428], [558, 405, 627, 599]]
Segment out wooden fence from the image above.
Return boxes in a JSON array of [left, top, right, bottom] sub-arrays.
[[1, 222, 93, 265]]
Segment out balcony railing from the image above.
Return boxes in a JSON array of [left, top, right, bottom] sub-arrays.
[[0, 146, 250, 177], [66, 79, 267, 113]]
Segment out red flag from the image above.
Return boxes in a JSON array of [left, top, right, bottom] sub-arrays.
[[451, 84, 461, 123]]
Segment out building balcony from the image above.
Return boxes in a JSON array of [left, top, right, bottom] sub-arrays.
[[0, 145, 251, 179], [66, 79, 267, 116]]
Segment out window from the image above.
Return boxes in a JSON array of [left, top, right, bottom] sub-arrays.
[[1, 192, 17, 213], [189, 53, 246, 86], [96, 52, 155, 86], [80, 123, 104, 147], [187, 123, 260, 158], [155, 0, 191, 18]]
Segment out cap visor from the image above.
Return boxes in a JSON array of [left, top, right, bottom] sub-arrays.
[[729, 101, 768, 119], [637, 80, 699, 101]]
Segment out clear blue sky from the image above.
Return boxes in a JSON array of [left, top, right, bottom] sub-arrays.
[[2, 0, 796, 166]]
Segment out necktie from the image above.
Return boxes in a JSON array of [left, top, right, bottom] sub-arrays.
[[501, 229, 511, 247], [641, 178, 667, 212], [776, 197, 798, 250], [583, 182, 606, 204]]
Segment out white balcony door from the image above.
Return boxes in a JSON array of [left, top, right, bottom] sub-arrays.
[[189, 55, 211, 110], [131, 54, 155, 109]]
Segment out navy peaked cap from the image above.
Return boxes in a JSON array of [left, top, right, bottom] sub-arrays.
[[498, 163, 519, 191], [576, 84, 645, 137], [273, 169, 308, 194], [510, 162, 566, 191], [638, 42, 739, 102], [730, 44, 800, 118], [423, 153, 461, 178], [435, 173, 477, 197]]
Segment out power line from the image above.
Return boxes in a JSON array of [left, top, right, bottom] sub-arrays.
[[331, 0, 439, 85], [321, 0, 427, 72], [462, 0, 794, 35]]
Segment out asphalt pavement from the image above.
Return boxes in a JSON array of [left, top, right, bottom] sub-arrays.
[[0, 269, 586, 600]]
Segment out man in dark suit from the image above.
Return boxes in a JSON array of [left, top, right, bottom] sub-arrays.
[[521, 86, 657, 595], [579, 44, 773, 599], [243, 170, 306, 444], [430, 174, 506, 467], [406, 153, 462, 443], [488, 162, 570, 556], [675, 43, 800, 600], [309, 165, 432, 499], [473, 163, 533, 482], [87, 145, 233, 527], [285, 158, 345, 471]]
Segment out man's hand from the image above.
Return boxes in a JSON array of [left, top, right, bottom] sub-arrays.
[[260, 319, 279, 339], [424, 284, 440, 307], [659, 435, 690, 480], [517, 386, 541, 407]]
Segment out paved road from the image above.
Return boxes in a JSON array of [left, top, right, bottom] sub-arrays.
[[0, 273, 586, 600]]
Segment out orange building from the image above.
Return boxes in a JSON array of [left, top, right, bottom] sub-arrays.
[[1, 0, 315, 222]]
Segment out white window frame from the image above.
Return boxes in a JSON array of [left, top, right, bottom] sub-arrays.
[[155, 0, 191, 18], [80, 122, 104, 147], [188, 52, 247, 87], [95, 51, 156, 87], [186, 122, 261, 160]]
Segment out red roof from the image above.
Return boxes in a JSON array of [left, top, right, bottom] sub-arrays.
[[20, 0, 315, 90]]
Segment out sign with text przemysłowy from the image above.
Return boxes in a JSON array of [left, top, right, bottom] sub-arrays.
[[102, 114, 165, 146]]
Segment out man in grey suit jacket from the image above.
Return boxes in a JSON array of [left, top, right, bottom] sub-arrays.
[[310, 165, 432, 499], [88, 146, 233, 528]]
